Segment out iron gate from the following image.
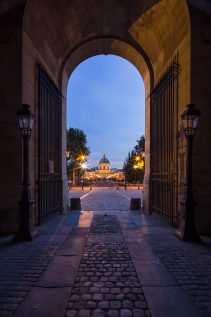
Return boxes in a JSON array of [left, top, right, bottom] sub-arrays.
[[37, 64, 62, 224], [150, 57, 179, 225]]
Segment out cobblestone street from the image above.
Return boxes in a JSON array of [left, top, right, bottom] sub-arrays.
[[65, 215, 150, 317], [0, 190, 211, 317]]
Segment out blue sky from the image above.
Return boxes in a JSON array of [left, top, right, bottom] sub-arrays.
[[67, 55, 145, 169]]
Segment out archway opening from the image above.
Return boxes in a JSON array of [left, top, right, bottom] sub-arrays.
[[66, 54, 145, 196]]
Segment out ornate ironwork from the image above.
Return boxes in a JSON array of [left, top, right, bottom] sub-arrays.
[[150, 56, 180, 225], [37, 64, 62, 224]]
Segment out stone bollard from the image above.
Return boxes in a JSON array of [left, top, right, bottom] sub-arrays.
[[70, 198, 81, 210], [130, 198, 141, 210]]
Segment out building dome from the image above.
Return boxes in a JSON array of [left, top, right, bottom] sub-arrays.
[[99, 154, 110, 164]]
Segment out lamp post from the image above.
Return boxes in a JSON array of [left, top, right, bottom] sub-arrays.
[[81, 162, 87, 191], [15, 104, 38, 241], [176, 104, 201, 242]]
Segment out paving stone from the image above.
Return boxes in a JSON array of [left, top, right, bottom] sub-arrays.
[[82, 294, 92, 301], [104, 294, 116, 301], [100, 288, 110, 294], [120, 309, 132, 317], [122, 300, 133, 309], [107, 310, 120, 317], [126, 294, 138, 301], [98, 301, 109, 309], [66, 310, 77, 317], [110, 301, 122, 309], [92, 309, 105, 317], [78, 309, 91, 317], [93, 294, 103, 301], [116, 294, 125, 300], [111, 288, 120, 294], [85, 301, 97, 309], [132, 309, 145, 317]]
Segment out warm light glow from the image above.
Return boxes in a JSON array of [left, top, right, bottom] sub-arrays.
[[81, 162, 87, 169], [137, 160, 144, 169], [133, 165, 138, 169], [78, 154, 86, 161]]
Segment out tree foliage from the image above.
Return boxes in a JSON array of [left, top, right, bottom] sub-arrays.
[[123, 135, 145, 183], [66, 127, 90, 182]]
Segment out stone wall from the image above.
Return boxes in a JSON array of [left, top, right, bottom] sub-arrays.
[[189, 5, 211, 233], [0, 5, 23, 233]]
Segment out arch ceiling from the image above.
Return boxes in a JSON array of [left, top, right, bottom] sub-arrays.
[[22, 0, 190, 91]]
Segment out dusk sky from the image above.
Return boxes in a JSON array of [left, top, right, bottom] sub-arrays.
[[67, 55, 145, 169]]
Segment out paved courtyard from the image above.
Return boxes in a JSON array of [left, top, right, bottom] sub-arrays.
[[0, 190, 211, 317]]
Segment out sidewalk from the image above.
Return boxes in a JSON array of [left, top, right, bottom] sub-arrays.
[[0, 190, 210, 317]]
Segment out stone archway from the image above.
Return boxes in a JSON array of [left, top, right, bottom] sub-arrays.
[[20, 0, 191, 226], [8, 0, 211, 234]]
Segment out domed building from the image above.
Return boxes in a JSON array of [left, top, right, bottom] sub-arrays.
[[84, 154, 124, 181], [99, 154, 110, 171], [98, 154, 111, 178]]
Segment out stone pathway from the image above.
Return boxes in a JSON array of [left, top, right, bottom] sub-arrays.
[[0, 211, 82, 317], [0, 190, 210, 317], [145, 232, 211, 317], [65, 215, 151, 317], [0, 235, 65, 317]]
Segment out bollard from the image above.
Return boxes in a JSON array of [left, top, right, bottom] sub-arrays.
[[130, 198, 141, 210], [70, 198, 81, 210]]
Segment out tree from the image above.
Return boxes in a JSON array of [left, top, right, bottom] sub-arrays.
[[123, 135, 145, 183], [66, 127, 90, 185]]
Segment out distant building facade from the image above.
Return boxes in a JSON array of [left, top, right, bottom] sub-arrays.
[[85, 154, 124, 181]]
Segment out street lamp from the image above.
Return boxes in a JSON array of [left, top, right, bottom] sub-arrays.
[[81, 162, 87, 191], [176, 104, 201, 242], [15, 104, 38, 241], [79, 155, 86, 162]]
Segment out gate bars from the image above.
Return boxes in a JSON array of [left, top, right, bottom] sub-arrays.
[[150, 56, 180, 225], [37, 64, 62, 225]]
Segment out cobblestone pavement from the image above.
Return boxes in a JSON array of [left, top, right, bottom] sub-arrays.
[[144, 232, 211, 317], [0, 190, 211, 317], [90, 215, 120, 234], [0, 236, 63, 317], [0, 211, 81, 317], [65, 215, 151, 317]]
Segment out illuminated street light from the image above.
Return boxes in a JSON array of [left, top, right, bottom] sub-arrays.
[[78, 154, 86, 162], [15, 104, 38, 241], [81, 162, 87, 169], [176, 104, 201, 242]]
